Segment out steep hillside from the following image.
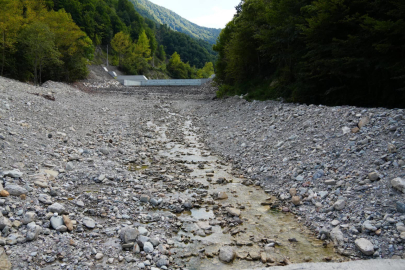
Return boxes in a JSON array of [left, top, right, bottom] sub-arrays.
[[130, 0, 221, 44]]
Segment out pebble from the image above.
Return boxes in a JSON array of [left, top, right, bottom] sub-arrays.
[[143, 242, 154, 253], [62, 215, 74, 231], [50, 216, 64, 230], [333, 200, 346, 211], [95, 253, 103, 260], [48, 203, 66, 214], [226, 207, 241, 217], [2, 170, 23, 178], [368, 172, 380, 181], [292, 196, 301, 206], [392, 177, 405, 193], [0, 190, 9, 197], [138, 227, 148, 236], [219, 246, 235, 263], [355, 238, 375, 255], [4, 185, 27, 196], [82, 217, 95, 229], [217, 192, 228, 200]]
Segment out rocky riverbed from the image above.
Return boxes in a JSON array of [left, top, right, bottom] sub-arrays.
[[0, 75, 404, 270]]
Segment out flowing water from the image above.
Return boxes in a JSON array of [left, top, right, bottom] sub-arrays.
[[150, 119, 344, 269]]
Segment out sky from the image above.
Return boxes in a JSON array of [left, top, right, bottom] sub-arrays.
[[148, 0, 241, 29]]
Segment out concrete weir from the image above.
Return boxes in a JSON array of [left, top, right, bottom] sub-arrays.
[[250, 259, 405, 270], [115, 75, 212, 86], [122, 79, 210, 86]]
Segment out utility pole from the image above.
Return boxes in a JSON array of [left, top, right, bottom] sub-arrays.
[[107, 45, 109, 67]]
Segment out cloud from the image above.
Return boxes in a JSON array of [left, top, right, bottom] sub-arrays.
[[190, 6, 236, 29]]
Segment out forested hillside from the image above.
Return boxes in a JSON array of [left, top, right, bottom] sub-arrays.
[[130, 0, 221, 44], [0, 0, 93, 83], [0, 0, 215, 83], [214, 0, 405, 108], [50, 0, 217, 69]]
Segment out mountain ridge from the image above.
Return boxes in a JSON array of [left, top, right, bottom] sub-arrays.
[[130, 0, 221, 44]]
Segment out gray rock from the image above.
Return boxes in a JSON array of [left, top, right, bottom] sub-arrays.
[[137, 235, 150, 247], [150, 198, 159, 206], [318, 191, 328, 199], [296, 175, 304, 181], [368, 172, 380, 181], [38, 194, 52, 204], [143, 242, 154, 253], [330, 227, 344, 246], [362, 220, 377, 232], [358, 116, 370, 128], [156, 257, 169, 267], [22, 212, 37, 225], [355, 238, 374, 255], [133, 243, 141, 253], [333, 200, 346, 210], [75, 200, 85, 207], [0, 217, 11, 230], [26, 222, 41, 241], [325, 179, 337, 185], [219, 246, 235, 263], [226, 207, 241, 217], [119, 227, 139, 244], [48, 203, 66, 214], [95, 253, 103, 260], [2, 170, 23, 178], [312, 170, 325, 180], [217, 192, 228, 199], [5, 185, 27, 196], [100, 148, 109, 155], [82, 217, 95, 229], [56, 225, 67, 232], [396, 201, 405, 213], [140, 195, 150, 203], [65, 162, 75, 171], [50, 216, 64, 229], [138, 227, 148, 236], [391, 177, 405, 193], [149, 237, 160, 247]]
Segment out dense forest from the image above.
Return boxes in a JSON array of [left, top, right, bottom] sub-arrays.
[[214, 0, 405, 108], [0, 0, 93, 83], [130, 0, 221, 44], [0, 0, 215, 84]]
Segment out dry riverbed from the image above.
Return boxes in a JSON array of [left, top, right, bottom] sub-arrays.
[[0, 75, 404, 270]]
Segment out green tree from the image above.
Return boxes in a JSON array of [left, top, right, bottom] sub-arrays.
[[19, 22, 61, 85], [197, 62, 214, 78], [156, 44, 166, 61], [135, 30, 151, 60], [167, 52, 188, 79], [111, 31, 131, 67], [0, 0, 23, 75]]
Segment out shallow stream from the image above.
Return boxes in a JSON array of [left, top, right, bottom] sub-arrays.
[[152, 119, 343, 269]]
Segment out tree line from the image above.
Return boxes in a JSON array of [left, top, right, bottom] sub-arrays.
[[0, 0, 215, 84], [214, 0, 405, 108]]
